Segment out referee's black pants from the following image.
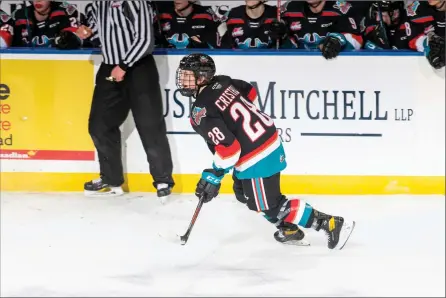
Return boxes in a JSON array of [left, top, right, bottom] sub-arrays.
[[88, 55, 174, 188]]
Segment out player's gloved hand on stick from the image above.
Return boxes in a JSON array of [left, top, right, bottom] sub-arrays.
[[321, 36, 342, 60], [268, 19, 287, 40], [195, 168, 226, 203], [54, 30, 82, 50]]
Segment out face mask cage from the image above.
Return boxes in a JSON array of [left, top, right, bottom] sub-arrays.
[[176, 67, 198, 97]]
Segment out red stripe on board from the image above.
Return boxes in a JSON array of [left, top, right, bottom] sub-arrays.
[[0, 149, 95, 161]]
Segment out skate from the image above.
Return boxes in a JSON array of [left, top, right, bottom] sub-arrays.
[[84, 178, 124, 197], [157, 183, 172, 204], [274, 222, 310, 246], [313, 211, 355, 250]]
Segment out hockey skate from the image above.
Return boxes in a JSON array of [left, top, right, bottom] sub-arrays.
[[84, 178, 124, 197], [274, 222, 310, 246], [156, 183, 172, 204], [312, 211, 355, 250]]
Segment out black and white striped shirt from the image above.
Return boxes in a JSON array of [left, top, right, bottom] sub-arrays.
[[89, 1, 154, 70]]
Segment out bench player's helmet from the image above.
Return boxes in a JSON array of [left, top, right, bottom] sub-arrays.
[[176, 53, 216, 97]]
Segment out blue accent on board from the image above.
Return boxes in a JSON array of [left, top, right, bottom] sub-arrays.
[[0, 47, 424, 56]]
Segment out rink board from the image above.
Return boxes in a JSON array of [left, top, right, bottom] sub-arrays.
[[0, 49, 444, 195]]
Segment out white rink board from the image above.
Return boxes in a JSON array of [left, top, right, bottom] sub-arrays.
[[0, 53, 445, 177]]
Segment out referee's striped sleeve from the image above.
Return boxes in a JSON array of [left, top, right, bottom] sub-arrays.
[[86, 3, 99, 44], [120, 1, 152, 70]]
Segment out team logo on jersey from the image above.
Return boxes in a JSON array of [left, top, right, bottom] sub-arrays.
[[290, 21, 301, 31], [333, 1, 352, 14], [406, 1, 420, 17], [192, 107, 207, 125], [232, 27, 244, 37], [0, 12, 11, 23], [167, 33, 190, 49], [162, 22, 171, 32]]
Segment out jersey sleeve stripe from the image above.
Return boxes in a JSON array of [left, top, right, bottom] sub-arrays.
[[247, 87, 258, 102]]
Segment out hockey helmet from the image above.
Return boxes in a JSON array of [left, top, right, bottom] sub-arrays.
[[369, 1, 403, 25], [176, 53, 216, 97]]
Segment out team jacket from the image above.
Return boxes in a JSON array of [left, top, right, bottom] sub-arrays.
[[153, 2, 219, 49], [281, 1, 365, 50], [405, 0, 445, 52], [219, 4, 278, 49], [12, 2, 82, 47], [0, 10, 14, 48], [190, 75, 287, 180]]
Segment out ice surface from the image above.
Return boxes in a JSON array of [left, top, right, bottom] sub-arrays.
[[1, 192, 444, 297]]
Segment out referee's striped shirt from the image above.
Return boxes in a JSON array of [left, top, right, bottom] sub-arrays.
[[89, 1, 154, 70]]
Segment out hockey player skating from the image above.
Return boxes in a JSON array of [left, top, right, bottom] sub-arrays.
[[176, 53, 355, 249]]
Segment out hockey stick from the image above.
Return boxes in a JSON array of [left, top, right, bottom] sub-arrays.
[[276, 0, 281, 49], [376, 2, 390, 49], [179, 194, 206, 245]]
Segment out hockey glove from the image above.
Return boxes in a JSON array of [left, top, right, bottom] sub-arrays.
[[196, 168, 226, 203], [268, 19, 287, 40], [427, 34, 445, 69], [54, 30, 82, 50], [321, 36, 342, 60], [367, 25, 391, 49]]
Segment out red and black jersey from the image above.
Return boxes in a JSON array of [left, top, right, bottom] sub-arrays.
[[190, 75, 286, 179], [153, 2, 219, 49], [219, 4, 277, 49], [281, 1, 365, 50], [12, 2, 81, 47], [0, 10, 14, 48], [405, 0, 445, 52]]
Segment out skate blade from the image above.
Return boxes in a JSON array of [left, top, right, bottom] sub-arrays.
[[336, 220, 356, 250], [84, 189, 124, 197], [281, 239, 311, 246]]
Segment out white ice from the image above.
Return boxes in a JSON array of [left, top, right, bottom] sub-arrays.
[[1, 192, 444, 297]]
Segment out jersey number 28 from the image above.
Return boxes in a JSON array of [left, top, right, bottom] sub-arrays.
[[230, 96, 273, 142]]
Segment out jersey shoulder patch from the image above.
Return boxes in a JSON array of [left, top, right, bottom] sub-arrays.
[[333, 1, 352, 14], [191, 106, 207, 125], [406, 1, 420, 17]]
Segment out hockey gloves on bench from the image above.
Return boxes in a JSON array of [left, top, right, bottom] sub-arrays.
[[196, 168, 226, 203], [426, 33, 445, 69], [321, 36, 342, 60]]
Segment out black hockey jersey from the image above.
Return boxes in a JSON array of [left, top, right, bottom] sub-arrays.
[[405, 0, 445, 52], [0, 10, 14, 48], [12, 2, 82, 47], [153, 2, 219, 49], [281, 1, 365, 50], [219, 4, 277, 49], [363, 2, 412, 50], [190, 75, 286, 179]]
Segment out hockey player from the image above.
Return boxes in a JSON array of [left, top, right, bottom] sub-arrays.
[[363, 1, 413, 50], [218, 0, 278, 49], [12, 0, 82, 49], [0, 7, 13, 48], [405, 0, 445, 69], [176, 53, 355, 249], [270, 1, 366, 59], [152, 0, 219, 49]]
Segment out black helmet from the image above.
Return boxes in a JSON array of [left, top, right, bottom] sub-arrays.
[[176, 53, 216, 97], [369, 1, 403, 25]]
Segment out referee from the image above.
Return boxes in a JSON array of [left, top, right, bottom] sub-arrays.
[[77, 1, 175, 201]]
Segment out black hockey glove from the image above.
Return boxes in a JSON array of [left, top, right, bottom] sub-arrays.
[[367, 24, 391, 49], [321, 36, 342, 60], [268, 19, 287, 40], [54, 30, 82, 50], [195, 168, 225, 203], [427, 34, 445, 69], [189, 36, 210, 49]]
